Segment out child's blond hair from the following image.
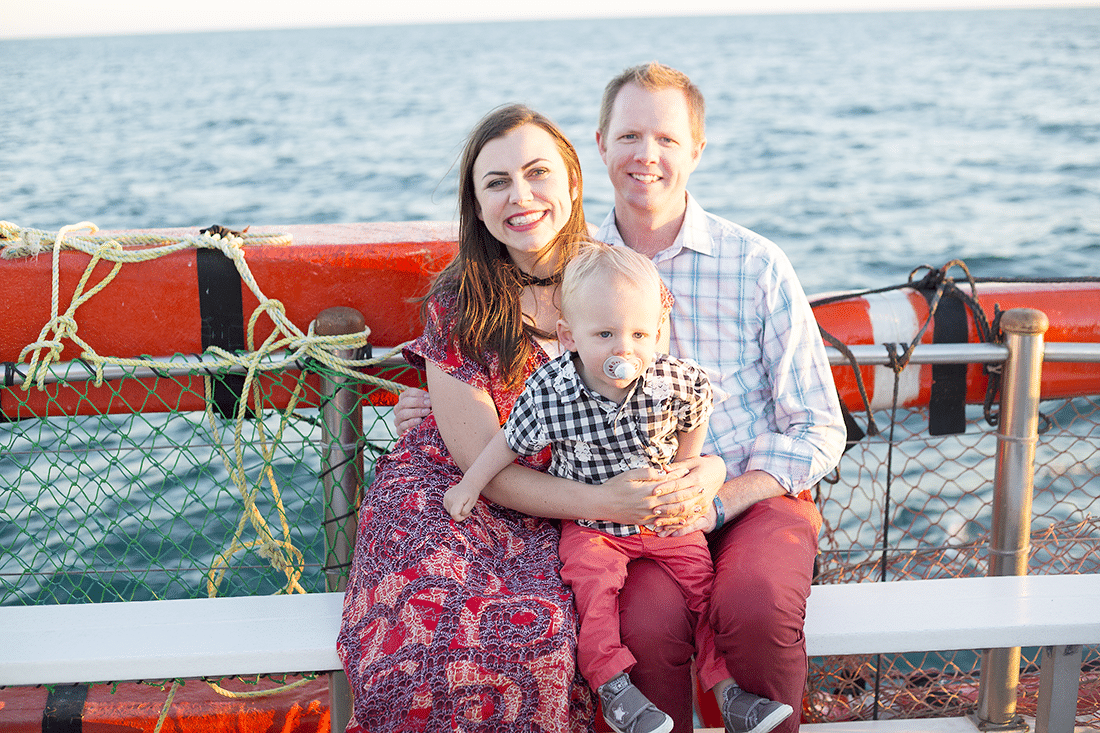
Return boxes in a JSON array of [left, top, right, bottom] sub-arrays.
[[560, 241, 662, 321]]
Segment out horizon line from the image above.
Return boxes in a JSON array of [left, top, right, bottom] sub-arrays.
[[4, 2, 1097, 42]]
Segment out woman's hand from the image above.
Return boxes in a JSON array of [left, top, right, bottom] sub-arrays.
[[595, 455, 721, 529], [597, 467, 679, 527], [649, 455, 727, 536], [393, 387, 432, 436]]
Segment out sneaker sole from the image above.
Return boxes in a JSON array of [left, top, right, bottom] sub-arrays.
[[740, 703, 794, 733], [604, 712, 674, 733]]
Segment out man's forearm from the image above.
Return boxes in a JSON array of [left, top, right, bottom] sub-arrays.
[[718, 470, 786, 520]]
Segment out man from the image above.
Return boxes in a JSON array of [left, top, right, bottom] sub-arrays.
[[395, 63, 845, 733], [591, 62, 844, 733]]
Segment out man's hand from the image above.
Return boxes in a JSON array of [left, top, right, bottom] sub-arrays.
[[656, 468, 786, 537], [394, 387, 432, 436]]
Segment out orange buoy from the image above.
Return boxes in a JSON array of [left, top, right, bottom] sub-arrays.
[[4, 223, 1098, 419], [1, 223, 456, 419], [811, 280, 1100, 415], [0, 676, 330, 733], [0, 222, 456, 362]]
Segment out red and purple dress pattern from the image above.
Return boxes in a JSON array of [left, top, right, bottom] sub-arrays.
[[337, 295, 594, 733]]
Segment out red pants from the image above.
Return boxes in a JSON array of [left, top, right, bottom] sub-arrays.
[[558, 522, 729, 691], [618, 493, 821, 733]]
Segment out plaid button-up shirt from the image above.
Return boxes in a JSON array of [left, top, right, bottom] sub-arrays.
[[503, 351, 712, 536], [596, 194, 845, 494]]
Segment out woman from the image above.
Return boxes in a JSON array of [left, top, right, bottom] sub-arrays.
[[338, 104, 721, 733], [337, 105, 586, 733]]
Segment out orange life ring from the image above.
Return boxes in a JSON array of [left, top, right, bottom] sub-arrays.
[[811, 280, 1100, 414], [0, 675, 330, 732], [3, 223, 1097, 419], [0, 223, 455, 418]]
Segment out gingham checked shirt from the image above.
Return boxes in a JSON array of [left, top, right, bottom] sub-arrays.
[[596, 194, 845, 494], [503, 351, 713, 536]]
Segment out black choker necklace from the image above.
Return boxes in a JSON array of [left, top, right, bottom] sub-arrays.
[[517, 270, 562, 287]]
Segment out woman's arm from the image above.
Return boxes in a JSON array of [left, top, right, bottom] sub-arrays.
[[427, 362, 668, 525]]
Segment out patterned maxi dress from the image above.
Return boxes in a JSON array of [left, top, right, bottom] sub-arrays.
[[337, 294, 595, 733]]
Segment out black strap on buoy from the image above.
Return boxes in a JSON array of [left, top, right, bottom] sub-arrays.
[[42, 683, 89, 733], [908, 264, 970, 436], [928, 290, 969, 436], [2, 361, 21, 423], [196, 229, 247, 419]]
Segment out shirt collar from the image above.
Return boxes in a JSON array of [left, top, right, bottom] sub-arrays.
[[676, 193, 715, 258], [551, 352, 585, 403], [595, 193, 714, 263]]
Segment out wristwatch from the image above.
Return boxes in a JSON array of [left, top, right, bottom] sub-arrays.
[[712, 496, 726, 532]]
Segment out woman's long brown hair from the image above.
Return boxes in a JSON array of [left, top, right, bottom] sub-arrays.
[[425, 105, 589, 390]]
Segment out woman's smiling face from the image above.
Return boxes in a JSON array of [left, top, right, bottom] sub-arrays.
[[472, 123, 578, 275]]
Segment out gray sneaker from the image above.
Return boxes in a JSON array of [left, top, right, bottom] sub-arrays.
[[598, 673, 673, 733], [721, 685, 794, 733]]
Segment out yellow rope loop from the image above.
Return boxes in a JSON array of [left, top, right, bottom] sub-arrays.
[[203, 357, 310, 598], [18, 314, 80, 389], [9, 221, 416, 600], [57, 221, 100, 239], [16, 223, 129, 387], [247, 298, 302, 354]]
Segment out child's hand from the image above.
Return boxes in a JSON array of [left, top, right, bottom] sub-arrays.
[[443, 479, 479, 522]]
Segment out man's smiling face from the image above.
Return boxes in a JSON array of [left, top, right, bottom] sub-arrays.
[[597, 82, 704, 223]]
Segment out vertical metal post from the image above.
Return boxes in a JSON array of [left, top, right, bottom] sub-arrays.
[[976, 308, 1048, 730], [329, 669, 353, 733], [1036, 645, 1083, 733], [315, 306, 367, 594], [315, 307, 365, 733]]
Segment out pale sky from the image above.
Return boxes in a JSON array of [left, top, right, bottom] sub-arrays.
[[3, 0, 1096, 40]]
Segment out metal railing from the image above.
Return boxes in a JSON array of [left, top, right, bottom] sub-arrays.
[[820, 310, 1100, 730], [5, 307, 1099, 731]]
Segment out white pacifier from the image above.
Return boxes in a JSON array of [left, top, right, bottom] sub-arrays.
[[603, 356, 641, 381]]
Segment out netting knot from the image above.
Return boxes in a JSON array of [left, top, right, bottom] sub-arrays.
[[257, 541, 282, 564], [884, 342, 910, 374]]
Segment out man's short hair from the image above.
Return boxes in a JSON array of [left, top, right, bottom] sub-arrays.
[[598, 62, 706, 145]]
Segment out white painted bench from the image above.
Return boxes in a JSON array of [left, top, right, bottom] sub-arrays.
[[2, 574, 1098, 732]]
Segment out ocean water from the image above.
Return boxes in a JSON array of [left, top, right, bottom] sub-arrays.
[[3, 8, 1099, 295], [3, 9, 1100, 607]]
